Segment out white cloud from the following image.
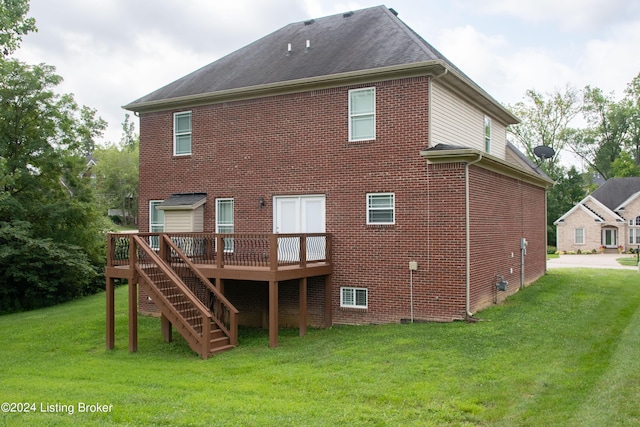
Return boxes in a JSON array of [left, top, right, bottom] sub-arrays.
[[481, 0, 640, 32]]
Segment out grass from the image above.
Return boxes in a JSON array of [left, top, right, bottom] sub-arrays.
[[1, 269, 640, 426], [617, 256, 639, 267]]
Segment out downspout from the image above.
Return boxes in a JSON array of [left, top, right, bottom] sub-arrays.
[[465, 153, 483, 319]]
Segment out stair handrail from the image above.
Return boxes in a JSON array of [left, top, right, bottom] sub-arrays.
[[132, 236, 212, 346], [162, 235, 239, 346]]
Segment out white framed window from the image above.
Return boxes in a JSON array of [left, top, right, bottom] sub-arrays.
[[349, 87, 375, 141], [484, 116, 491, 153], [574, 227, 584, 245], [630, 216, 640, 245], [367, 193, 395, 225], [174, 111, 192, 156], [149, 200, 165, 249], [216, 198, 234, 252], [340, 287, 368, 309]]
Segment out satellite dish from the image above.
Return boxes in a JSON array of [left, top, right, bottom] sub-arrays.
[[533, 145, 555, 160]]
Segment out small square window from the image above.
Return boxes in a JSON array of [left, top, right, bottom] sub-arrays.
[[367, 193, 395, 225], [341, 287, 368, 308]]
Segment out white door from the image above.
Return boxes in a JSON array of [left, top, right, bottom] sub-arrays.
[[274, 196, 326, 261]]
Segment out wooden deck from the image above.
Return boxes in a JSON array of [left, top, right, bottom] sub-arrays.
[[105, 232, 333, 355]]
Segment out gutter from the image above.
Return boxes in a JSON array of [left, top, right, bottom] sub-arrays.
[[465, 152, 483, 319]]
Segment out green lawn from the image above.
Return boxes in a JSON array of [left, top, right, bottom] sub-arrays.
[[1, 269, 640, 426], [617, 256, 639, 267]]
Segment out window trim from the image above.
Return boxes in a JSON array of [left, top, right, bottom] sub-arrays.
[[574, 227, 585, 245], [173, 111, 192, 156], [348, 87, 376, 142], [216, 198, 234, 253], [366, 192, 395, 225], [340, 287, 368, 309], [484, 115, 491, 153]]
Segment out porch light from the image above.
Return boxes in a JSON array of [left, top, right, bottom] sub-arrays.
[[259, 197, 265, 208]]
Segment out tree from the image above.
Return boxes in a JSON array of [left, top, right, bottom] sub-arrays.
[[0, 0, 36, 57], [568, 86, 629, 180], [508, 87, 581, 174], [93, 119, 139, 227], [621, 72, 640, 169], [0, 2, 108, 312], [546, 166, 587, 246]]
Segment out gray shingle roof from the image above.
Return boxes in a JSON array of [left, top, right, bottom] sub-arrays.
[[591, 177, 640, 211], [128, 6, 441, 105], [157, 193, 207, 210], [123, 5, 516, 124]]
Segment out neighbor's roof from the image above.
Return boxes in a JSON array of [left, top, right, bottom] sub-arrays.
[[124, 5, 517, 124], [591, 177, 640, 211], [157, 193, 207, 210]]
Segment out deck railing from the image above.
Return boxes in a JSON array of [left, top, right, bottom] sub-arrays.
[[107, 232, 332, 269]]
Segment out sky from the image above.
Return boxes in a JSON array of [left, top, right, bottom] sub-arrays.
[[16, 0, 640, 146]]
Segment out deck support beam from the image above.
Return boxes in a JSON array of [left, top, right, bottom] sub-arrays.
[[324, 274, 332, 328], [128, 280, 138, 353], [161, 313, 173, 342], [269, 280, 278, 348], [106, 277, 115, 350], [299, 277, 307, 337]]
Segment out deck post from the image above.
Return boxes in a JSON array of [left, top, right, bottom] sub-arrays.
[[161, 313, 172, 342], [128, 280, 138, 353], [324, 274, 332, 328], [269, 280, 278, 347], [128, 237, 138, 353], [106, 276, 115, 350], [299, 277, 307, 336], [269, 234, 278, 271]]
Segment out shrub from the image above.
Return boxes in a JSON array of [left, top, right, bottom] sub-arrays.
[[547, 246, 557, 254], [0, 221, 99, 314]]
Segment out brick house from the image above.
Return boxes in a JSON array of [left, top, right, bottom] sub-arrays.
[[555, 177, 640, 253], [111, 5, 552, 356]]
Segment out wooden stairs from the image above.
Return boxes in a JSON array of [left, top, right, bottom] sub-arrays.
[[133, 236, 238, 359]]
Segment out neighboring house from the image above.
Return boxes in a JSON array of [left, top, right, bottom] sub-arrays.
[[112, 5, 552, 355], [555, 177, 640, 253]]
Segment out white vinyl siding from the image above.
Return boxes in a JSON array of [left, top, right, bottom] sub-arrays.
[[163, 206, 204, 232], [340, 287, 368, 308], [174, 111, 192, 156], [431, 81, 506, 159], [349, 88, 376, 141]]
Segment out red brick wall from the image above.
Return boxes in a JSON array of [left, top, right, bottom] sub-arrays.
[[468, 166, 547, 312], [137, 76, 547, 324]]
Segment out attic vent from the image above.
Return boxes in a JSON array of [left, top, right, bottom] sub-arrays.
[[304, 19, 315, 25], [343, 11, 354, 18], [389, 8, 398, 16]]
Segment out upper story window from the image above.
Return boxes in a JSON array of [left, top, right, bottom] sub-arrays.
[[367, 193, 395, 225], [349, 88, 376, 141], [174, 111, 192, 156], [484, 116, 491, 153]]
